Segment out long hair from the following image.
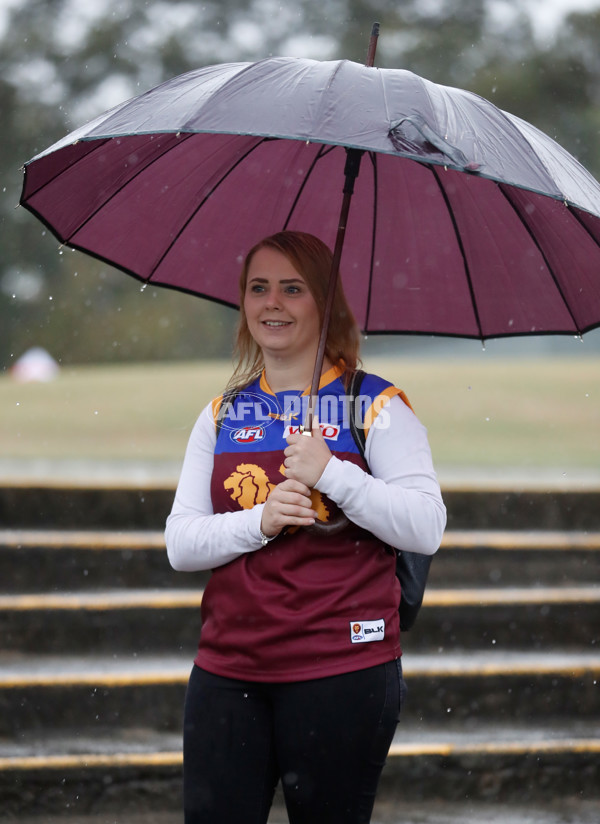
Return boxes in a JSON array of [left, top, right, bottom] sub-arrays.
[[227, 231, 361, 391]]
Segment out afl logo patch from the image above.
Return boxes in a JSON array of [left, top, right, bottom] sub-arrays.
[[231, 426, 265, 443]]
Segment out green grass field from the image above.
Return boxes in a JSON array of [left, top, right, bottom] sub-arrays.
[[1, 356, 599, 472]]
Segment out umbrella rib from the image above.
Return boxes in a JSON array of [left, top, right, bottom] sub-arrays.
[[282, 144, 330, 230], [146, 136, 273, 281], [56, 133, 196, 247], [498, 184, 582, 335], [23, 139, 110, 202], [430, 166, 484, 340], [363, 152, 378, 331]]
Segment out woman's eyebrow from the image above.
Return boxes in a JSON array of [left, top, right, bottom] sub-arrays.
[[248, 276, 304, 284]]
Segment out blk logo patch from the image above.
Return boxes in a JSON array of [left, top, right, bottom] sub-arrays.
[[350, 619, 385, 644]]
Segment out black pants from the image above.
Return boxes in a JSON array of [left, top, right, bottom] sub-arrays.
[[183, 659, 405, 824]]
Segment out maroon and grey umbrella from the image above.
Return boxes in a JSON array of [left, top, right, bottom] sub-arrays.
[[20, 48, 600, 346]]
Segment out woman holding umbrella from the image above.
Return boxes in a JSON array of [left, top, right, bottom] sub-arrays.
[[165, 230, 446, 824]]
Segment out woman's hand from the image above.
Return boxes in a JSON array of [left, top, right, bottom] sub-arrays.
[[260, 478, 318, 538], [283, 417, 332, 488]]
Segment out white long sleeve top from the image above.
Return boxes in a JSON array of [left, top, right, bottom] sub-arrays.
[[165, 393, 446, 572]]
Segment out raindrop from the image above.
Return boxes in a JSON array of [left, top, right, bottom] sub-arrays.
[[140, 284, 147, 292]]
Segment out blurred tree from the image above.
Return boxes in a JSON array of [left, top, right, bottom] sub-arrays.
[[1, 0, 599, 369]]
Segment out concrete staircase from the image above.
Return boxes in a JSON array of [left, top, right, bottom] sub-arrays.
[[0, 482, 598, 821]]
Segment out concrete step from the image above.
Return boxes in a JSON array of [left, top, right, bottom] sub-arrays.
[[1, 652, 598, 735], [3, 719, 598, 761], [1, 584, 598, 654], [431, 530, 600, 587], [2, 529, 599, 592], [13, 802, 600, 824], [1, 722, 598, 815], [0, 529, 202, 593], [412, 583, 600, 651], [1, 483, 599, 530]]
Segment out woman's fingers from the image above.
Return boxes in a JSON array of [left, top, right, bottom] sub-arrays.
[[277, 478, 313, 496], [283, 419, 332, 488], [260, 480, 318, 537]]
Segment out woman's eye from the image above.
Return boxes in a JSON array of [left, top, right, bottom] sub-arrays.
[[285, 285, 300, 294]]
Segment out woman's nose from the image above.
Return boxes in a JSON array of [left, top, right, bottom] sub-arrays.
[[265, 290, 282, 309]]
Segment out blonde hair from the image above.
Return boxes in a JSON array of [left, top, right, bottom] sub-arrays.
[[227, 231, 361, 391]]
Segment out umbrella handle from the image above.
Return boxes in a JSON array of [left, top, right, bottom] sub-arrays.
[[299, 426, 351, 536], [304, 512, 350, 537]]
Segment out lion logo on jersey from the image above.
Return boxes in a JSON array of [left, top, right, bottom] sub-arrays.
[[224, 463, 276, 509], [308, 488, 330, 523]]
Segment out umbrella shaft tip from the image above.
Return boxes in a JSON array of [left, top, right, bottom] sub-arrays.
[[366, 22, 380, 67]]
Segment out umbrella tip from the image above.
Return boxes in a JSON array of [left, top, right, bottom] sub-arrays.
[[366, 22, 380, 67]]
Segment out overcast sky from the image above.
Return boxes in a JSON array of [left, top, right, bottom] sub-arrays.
[[1, 0, 599, 44], [522, 0, 600, 37]]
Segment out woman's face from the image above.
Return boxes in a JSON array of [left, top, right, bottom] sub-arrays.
[[243, 246, 321, 362]]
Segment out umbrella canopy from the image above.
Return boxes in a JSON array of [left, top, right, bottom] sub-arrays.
[[20, 56, 600, 340]]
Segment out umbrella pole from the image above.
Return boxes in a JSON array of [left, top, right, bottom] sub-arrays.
[[301, 151, 363, 538], [304, 149, 363, 429], [304, 22, 379, 429]]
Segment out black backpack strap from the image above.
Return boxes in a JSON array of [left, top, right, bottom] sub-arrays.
[[347, 369, 367, 457]]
